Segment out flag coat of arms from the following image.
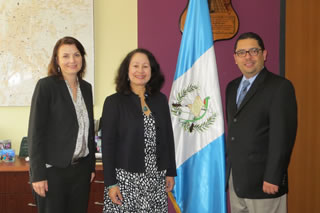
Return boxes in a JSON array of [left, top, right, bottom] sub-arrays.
[[169, 0, 226, 212]]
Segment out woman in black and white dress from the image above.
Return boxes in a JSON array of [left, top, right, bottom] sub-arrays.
[[101, 48, 177, 212]]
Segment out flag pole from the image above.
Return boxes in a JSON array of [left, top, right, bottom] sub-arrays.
[[168, 192, 181, 213]]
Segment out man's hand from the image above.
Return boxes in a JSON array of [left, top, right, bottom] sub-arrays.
[[263, 181, 279, 194]]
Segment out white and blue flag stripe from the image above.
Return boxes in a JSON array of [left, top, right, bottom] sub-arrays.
[[169, 0, 226, 212]]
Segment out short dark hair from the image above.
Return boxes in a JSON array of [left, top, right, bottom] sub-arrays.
[[115, 48, 165, 94], [234, 32, 265, 52], [48, 36, 87, 79]]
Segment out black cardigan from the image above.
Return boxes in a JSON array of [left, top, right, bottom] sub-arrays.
[[28, 76, 96, 183], [101, 91, 177, 187]]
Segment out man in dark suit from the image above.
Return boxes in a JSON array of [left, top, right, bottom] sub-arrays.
[[225, 32, 297, 213]]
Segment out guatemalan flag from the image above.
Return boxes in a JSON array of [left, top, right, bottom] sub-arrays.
[[168, 0, 226, 212]]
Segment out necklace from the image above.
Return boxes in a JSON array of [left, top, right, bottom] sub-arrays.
[[143, 105, 148, 112]]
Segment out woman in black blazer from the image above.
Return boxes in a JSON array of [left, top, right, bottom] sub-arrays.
[[101, 48, 177, 212], [28, 37, 95, 213]]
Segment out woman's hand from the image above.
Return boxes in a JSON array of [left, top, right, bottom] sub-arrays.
[[90, 172, 95, 182], [165, 176, 175, 192], [32, 180, 48, 197], [108, 185, 123, 205]]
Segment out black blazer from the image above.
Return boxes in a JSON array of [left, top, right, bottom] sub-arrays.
[[225, 68, 297, 199], [28, 76, 96, 183], [101, 91, 177, 187]]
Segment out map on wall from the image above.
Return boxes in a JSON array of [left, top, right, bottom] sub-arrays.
[[0, 0, 94, 106]]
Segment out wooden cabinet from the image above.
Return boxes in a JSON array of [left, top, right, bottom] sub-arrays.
[[88, 163, 105, 213], [0, 158, 105, 213], [0, 158, 37, 213]]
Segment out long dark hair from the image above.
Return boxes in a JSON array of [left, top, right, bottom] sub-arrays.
[[48, 36, 87, 79], [115, 48, 164, 94]]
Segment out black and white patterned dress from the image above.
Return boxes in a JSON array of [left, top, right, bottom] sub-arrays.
[[103, 113, 167, 213]]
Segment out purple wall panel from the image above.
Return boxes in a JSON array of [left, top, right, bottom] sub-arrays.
[[216, 0, 280, 108], [138, 0, 187, 96], [138, 0, 280, 99], [138, 0, 280, 212]]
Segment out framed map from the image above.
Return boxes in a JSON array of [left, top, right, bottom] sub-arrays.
[[0, 0, 94, 106]]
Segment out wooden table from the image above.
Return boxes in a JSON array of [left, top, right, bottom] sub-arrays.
[[0, 157, 104, 213]]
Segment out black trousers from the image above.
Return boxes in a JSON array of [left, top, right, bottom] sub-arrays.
[[33, 158, 91, 213]]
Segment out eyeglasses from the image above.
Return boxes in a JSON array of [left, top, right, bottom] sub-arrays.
[[235, 48, 262, 57]]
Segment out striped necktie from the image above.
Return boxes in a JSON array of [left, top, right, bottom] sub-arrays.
[[237, 80, 250, 108]]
